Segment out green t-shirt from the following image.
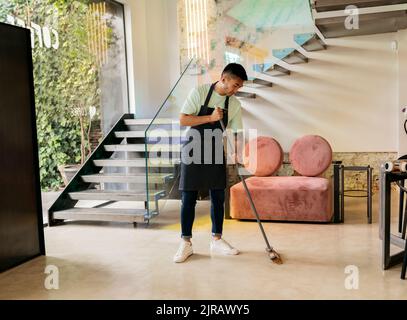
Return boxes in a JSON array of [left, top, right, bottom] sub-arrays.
[[180, 84, 243, 132]]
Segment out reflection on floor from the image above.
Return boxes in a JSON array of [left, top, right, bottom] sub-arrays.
[[1, 193, 407, 300]]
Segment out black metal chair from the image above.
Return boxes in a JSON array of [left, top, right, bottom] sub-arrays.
[[397, 155, 407, 279], [402, 238, 407, 279], [398, 156, 407, 234]]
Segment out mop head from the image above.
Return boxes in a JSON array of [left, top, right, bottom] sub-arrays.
[[267, 248, 283, 264]]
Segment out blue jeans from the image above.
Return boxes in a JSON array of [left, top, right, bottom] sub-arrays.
[[181, 189, 225, 239]]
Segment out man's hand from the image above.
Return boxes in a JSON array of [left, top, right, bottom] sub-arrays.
[[210, 107, 223, 122], [179, 107, 224, 127]]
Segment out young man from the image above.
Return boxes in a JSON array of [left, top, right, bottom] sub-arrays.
[[174, 63, 248, 263]]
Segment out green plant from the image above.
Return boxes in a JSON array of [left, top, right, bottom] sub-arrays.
[[72, 103, 97, 165], [0, 0, 100, 190]]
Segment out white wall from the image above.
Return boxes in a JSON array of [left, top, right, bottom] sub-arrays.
[[398, 29, 407, 156], [240, 32, 400, 153], [120, 0, 180, 118], [121, 0, 403, 153]]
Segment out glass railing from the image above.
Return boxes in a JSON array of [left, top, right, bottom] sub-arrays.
[[144, 59, 213, 217], [143, 0, 316, 218], [143, 0, 318, 218]]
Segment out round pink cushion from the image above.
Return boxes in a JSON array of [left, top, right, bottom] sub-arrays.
[[244, 136, 283, 177], [289, 135, 332, 177]]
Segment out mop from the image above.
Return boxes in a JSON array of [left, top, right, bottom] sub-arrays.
[[219, 119, 283, 264]]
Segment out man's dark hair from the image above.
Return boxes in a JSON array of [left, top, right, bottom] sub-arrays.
[[222, 63, 248, 81]]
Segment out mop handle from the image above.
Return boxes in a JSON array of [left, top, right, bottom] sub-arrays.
[[219, 119, 273, 251], [219, 119, 235, 151]]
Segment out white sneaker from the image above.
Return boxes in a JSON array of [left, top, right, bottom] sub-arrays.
[[173, 241, 193, 263], [210, 238, 240, 255]]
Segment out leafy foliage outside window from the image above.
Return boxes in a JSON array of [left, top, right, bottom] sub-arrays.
[[0, 0, 102, 190]]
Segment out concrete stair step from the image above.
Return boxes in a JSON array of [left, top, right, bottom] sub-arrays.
[[312, 0, 407, 12], [245, 78, 273, 88], [235, 91, 256, 99], [315, 10, 407, 38], [104, 144, 181, 152], [93, 159, 180, 168], [273, 48, 309, 64], [81, 173, 173, 184], [68, 189, 166, 201], [294, 33, 327, 52], [253, 63, 290, 77], [124, 118, 177, 125], [115, 130, 185, 138], [53, 207, 148, 223]]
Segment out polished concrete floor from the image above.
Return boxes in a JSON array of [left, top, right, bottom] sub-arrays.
[[1, 193, 407, 300]]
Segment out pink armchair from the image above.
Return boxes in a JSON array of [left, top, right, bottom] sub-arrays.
[[229, 135, 336, 223]]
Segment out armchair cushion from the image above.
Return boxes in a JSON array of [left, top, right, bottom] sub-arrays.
[[230, 176, 333, 222], [289, 135, 332, 177], [243, 136, 283, 177]]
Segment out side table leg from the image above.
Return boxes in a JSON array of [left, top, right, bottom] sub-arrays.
[[368, 166, 372, 224], [381, 167, 391, 270], [399, 180, 405, 233], [341, 165, 345, 223]]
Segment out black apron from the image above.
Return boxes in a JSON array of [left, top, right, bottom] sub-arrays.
[[179, 83, 229, 191]]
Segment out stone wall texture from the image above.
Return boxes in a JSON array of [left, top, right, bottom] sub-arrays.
[[228, 152, 398, 194]]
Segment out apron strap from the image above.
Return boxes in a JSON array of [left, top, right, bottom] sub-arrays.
[[224, 96, 229, 127], [201, 82, 230, 127], [200, 82, 217, 115]]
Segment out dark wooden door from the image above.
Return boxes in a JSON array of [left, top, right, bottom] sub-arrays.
[[0, 23, 45, 272]]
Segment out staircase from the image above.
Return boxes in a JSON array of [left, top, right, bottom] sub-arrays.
[[48, 115, 184, 227], [235, 32, 327, 99], [230, 1, 407, 100], [312, 0, 407, 38], [49, 1, 407, 227]]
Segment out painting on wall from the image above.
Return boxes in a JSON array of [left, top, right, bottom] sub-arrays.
[[177, 0, 314, 82]]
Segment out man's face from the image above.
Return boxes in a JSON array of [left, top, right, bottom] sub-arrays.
[[221, 75, 244, 96]]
